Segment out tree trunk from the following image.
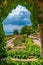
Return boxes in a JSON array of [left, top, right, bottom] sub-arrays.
[[39, 23, 43, 58]]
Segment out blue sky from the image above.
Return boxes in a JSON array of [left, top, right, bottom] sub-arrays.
[[3, 5, 31, 35]]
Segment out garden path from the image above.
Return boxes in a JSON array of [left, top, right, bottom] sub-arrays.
[[0, 58, 38, 62], [7, 36, 25, 49], [29, 35, 41, 46], [7, 35, 41, 48]]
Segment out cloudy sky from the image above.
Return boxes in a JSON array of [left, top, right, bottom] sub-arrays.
[[3, 5, 31, 35]]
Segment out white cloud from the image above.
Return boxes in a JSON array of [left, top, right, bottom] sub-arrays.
[[8, 5, 30, 18]]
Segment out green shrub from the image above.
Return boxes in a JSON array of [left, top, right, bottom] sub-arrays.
[[7, 38, 40, 59], [7, 49, 28, 59], [13, 39, 22, 46], [7, 46, 12, 50], [13, 40, 18, 46], [0, 60, 7, 65], [13, 36, 25, 46], [0, 42, 7, 58], [25, 38, 40, 58]]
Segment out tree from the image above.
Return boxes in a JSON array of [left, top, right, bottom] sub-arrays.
[[13, 30, 19, 35], [0, 0, 43, 59], [20, 26, 32, 37]]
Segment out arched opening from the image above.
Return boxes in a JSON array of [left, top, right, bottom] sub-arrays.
[[0, 0, 43, 62], [3, 5, 32, 35]]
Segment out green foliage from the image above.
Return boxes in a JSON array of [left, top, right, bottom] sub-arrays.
[[20, 26, 32, 37], [0, 41, 6, 58], [0, 19, 6, 59], [13, 36, 25, 46], [13, 40, 22, 46], [0, 60, 7, 65], [7, 49, 28, 59], [30, 1, 41, 32], [0, 22, 6, 58], [7, 46, 12, 50], [13, 39, 22, 46], [5, 35, 15, 41], [7, 38, 40, 59], [25, 38, 40, 58]]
